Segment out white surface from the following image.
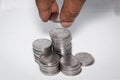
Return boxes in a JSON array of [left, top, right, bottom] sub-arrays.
[[0, 0, 120, 80]]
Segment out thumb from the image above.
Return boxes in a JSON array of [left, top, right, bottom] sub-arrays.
[[60, 0, 85, 28]]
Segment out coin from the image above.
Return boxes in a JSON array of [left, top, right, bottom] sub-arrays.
[[38, 53, 60, 76], [49, 28, 72, 56], [61, 67, 82, 76], [75, 52, 95, 66], [32, 39, 52, 52], [40, 68, 60, 76], [49, 28, 72, 40], [39, 53, 60, 67], [60, 55, 79, 69]]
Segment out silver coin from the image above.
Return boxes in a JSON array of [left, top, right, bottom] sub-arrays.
[[60, 55, 79, 69], [53, 46, 72, 52], [40, 68, 60, 76], [40, 66, 59, 72], [53, 43, 72, 56], [51, 37, 72, 45], [61, 63, 81, 71], [39, 62, 59, 70], [52, 42, 72, 49], [32, 39, 52, 51], [39, 53, 60, 67], [49, 28, 72, 40], [40, 66, 59, 71], [40, 66, 60, 75], [33, 48, 51, 55], [34, 54, 40, 64], [53, 49, 72, 56], [33, 49, 51, 57], [61, 67, 82, 76], [75, 52, 95, 66]]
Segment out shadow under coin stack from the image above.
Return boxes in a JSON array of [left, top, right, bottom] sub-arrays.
[[32, 28, 95, 76], [49, 28, 72, 56]]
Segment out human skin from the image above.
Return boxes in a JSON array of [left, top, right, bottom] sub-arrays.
[[36, 0, 85, 28]]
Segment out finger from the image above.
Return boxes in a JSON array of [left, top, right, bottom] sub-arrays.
[[36, 0, 53, 22], [60, 0, 85, 28], [50, 0, 59, 20]]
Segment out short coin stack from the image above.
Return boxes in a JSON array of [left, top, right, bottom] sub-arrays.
[[60, 55, 82, 76], [32, 39, 52, 63], [32, 28, 95, 76], [39, 53, 60, 75]]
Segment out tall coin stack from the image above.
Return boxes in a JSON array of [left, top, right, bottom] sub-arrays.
[[49, 28, 72, 56]]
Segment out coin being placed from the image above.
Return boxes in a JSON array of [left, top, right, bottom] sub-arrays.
[[75, 52, 95, 66]]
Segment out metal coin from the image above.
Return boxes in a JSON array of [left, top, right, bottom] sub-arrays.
[[32, 39, 52, 51], [40, 65, 59, 71], [60, 55, 79, 69], [49, 28, 72, 40], [53, 49, 72, 56], [61, 67, 82, 76], [75, 52, 95, 66], [33, 48, 51, 55], [52, 42, 72, 49], [61, 63, 81, 71], [40, 68, 60, 76], [39, 53, 60, 67]]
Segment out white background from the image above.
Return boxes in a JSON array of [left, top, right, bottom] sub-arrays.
[[0, 0, 120, 80]]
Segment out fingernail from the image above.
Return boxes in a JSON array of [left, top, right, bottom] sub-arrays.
[[61, 22, 72, 28]]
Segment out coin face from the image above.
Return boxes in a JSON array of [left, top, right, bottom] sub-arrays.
[[39, 53, 60, 67], [49, 28, 71, 40], [32, 39, 52, 51], [75, 52, 95, 66], [60, 55, 79, 68]]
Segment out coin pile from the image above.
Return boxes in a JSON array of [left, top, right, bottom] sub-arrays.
[[32, 28, 95, 76]]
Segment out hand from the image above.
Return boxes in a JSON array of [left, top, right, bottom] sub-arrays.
[[36, 0, 85, 28]]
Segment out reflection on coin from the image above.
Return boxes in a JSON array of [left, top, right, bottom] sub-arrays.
[[75, 52, 95, 66]]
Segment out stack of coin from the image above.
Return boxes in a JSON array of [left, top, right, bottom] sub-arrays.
[[32, 28, 95, 76], [32, 39, 52, 63], [38, 53, 60, 76], [49, 28, 72, 56], [60, 55, 82, 76]]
